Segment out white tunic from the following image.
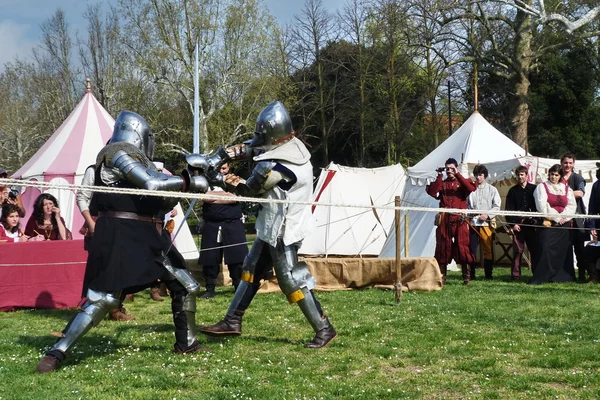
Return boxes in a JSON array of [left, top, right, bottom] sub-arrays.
[[467, 182, 501, 226], [253, 138, 316, 247]]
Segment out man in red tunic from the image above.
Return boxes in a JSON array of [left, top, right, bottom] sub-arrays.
[[426, 158, 477, 285]]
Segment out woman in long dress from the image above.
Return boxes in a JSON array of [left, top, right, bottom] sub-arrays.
[[530, 164, 576, 284]]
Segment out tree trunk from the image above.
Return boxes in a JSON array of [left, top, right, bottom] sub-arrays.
[[509, 72, 531, 149], [509, 8, 533, 149]]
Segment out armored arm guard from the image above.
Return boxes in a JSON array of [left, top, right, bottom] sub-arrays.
[[225, 161, 288, 197], [109, 150, 209, 193]]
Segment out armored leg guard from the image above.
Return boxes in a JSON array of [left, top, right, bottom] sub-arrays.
[[291, 288, 337, 349], [35, 289, 121, 373], [161, 254, 201, 295], [165, 278, 209, 354], [290, 287, 329, 332]]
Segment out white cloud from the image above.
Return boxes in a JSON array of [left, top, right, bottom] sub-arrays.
[[0, 20, 37, 70]]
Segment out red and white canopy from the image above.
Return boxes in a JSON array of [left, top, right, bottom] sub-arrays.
[[11, 90, 199, 261], [12, 90, 114, 239]]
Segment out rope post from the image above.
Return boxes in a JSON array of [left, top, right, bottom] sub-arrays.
[[394, 196, 402, 304]]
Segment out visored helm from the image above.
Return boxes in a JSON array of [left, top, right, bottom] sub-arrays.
[[249, 101, 294, 149], [110, 111, 155, 159]]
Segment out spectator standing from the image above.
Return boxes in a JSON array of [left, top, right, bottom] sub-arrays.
[[467, 164, 501, 281], [530, 164, 576, 284], [560, 153, 589, 281], [505, 166, 539, 281], [584, 164, 600, 283], [426, 158, 477, 285], [198, 162, 247, 299], [0, 167, 26, 217]]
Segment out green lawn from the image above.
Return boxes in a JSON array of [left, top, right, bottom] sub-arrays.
[[1, 268, 600, 399]]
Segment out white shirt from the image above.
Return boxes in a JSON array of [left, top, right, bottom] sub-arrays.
[[534, 180, 576, 223]]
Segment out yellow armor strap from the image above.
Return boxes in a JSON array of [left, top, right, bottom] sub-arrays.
[[241, 272, 254, 283], [287, 289, 305, 304]]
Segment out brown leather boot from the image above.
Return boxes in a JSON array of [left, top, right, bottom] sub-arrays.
[[173, 341, 212, 354], [200, 310, 243, 336], [109, 307, 136, 321], [150, 287, 164, 302], [123, 294, 135, 302], [461, 264, 471, 285], [35, 354, 62, 373], [439, 263, 447, 286], [304, 321, 337, 348]]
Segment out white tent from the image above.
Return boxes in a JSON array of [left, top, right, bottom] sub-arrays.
[[299, 162, 406, 256], [11, 88, 199, 260], [379, 111, 528, 259]]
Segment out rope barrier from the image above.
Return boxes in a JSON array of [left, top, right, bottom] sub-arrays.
[[1, 177, 597, 222]]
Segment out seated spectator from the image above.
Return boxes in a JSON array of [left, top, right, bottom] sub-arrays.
[[24, 193, 72, 240], [530, 164, 576, 284], [0, 204, 44, 242]]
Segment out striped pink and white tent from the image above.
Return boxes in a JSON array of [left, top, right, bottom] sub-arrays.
[[12, 89, 114, 239], [11, 89, 200, 262]]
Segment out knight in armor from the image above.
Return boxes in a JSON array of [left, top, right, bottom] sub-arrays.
[[35, 111, 211, 373], [198, 101, 337, 348]]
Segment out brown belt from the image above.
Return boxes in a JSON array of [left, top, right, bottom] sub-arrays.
[[98, 211, 163, 224]]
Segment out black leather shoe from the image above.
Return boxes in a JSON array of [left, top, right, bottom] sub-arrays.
[[200, 289, 215, 299], [35, 355, 61, 373], [304, 324, 337, 348]]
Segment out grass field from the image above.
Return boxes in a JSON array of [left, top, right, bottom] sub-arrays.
[[1, 268, 600, 399]]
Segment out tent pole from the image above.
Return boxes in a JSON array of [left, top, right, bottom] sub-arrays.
[[404, 214, 409, 258], [394, 196, 403, 304]]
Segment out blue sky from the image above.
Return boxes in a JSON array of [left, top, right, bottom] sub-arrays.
[[0, 0, 347, 70]]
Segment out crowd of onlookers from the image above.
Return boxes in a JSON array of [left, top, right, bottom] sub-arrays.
[[0, 168, 72, 243], [428, 153, 599, 285]]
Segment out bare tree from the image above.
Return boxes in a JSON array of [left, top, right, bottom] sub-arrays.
[[436, 0, 600, 148], [78, 4, 125, 115], [118, 0, 283, 154], [34, 8, 79, 122], [292, 0, 337, 166], [0, 62, 47, 169], [406, 0, 453, 148], [339, 0, 376, 166]]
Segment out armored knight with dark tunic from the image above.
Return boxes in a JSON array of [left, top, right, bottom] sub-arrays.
[[35, 111, 212, 373]]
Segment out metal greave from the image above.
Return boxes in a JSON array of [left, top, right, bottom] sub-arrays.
[[296, 287, 328, 332], [50, 290, 121, 354]]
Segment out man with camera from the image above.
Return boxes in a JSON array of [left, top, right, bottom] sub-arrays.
[[0, 168, 25, 217], [505, 165, 538, 281], [426, 158, 477, 285]]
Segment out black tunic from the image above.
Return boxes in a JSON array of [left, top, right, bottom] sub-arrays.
[[83, 177, 180, 293], [198, 202, 248, 266]]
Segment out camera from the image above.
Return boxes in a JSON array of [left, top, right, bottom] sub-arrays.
[[8, 188, 19, 200], [436, 167, 446, 173]]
